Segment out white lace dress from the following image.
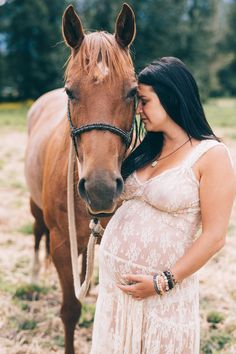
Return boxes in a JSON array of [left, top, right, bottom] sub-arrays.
[[90, 139, 230, 354]]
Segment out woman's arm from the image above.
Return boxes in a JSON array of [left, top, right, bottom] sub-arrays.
[[171, 144, 236, 282], [117, 144, 236, 298]]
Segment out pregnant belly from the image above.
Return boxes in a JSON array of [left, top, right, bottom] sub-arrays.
[[99, 199, 191, 277]]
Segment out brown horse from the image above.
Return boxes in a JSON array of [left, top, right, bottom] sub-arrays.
[[25, 4, 136, 354]]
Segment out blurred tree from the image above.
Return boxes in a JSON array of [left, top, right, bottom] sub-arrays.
[[81, 0, 187, 70], [81, 0, 116, 31], [177, 0, 219, 99], [128, 0, 187, 71], [1, 0, 72, 99], [80, 0, 219, 98], [0, 2, 11, 99], [0, 0, 232, 99], [218, 0, 236, 95]]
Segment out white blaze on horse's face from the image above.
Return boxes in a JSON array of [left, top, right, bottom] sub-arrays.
[[94, 62, 109, 84], [63, 4, 136, 216], [98, 62, 109, 76]]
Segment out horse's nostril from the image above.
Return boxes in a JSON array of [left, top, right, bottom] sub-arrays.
[[116, 177, 124, 196], [78, 178, 86, 199]]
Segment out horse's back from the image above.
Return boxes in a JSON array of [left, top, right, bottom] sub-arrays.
[[25, 88, 67, 208]]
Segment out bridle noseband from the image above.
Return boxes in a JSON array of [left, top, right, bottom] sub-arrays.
[[67, 99, 137, 155]]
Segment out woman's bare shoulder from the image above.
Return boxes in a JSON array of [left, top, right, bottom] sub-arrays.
[[201, 142, 233, 167], [199, 142, 236, 189]]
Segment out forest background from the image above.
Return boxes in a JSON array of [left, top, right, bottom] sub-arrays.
[[0, 0, 236, 101]]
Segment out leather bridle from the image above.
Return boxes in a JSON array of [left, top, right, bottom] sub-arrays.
[[66, 98, 138, 302], [67, 99, 137, 155]]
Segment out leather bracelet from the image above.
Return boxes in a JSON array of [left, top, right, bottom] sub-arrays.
[[153, 273, 161, 295]]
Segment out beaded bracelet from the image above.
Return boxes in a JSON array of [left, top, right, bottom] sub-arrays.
[[153, 270, 178, 296], [163, 269, 178, 290], [157, 274, 165, 295], [161, 272, 170, 292], [153, 273, 165, 295], [163, 271, 174, 290]]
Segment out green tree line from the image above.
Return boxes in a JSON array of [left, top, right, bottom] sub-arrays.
[[0, 0, 236, 100]]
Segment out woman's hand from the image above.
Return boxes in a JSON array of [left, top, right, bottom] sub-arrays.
[[116, 274, 158, 300]]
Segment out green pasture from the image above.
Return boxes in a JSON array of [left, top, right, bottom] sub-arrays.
[[0, 98, 235, 131], [0, 101, 32, 131]]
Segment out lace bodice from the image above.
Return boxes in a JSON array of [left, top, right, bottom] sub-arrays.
[[121, 139, 225, 210]]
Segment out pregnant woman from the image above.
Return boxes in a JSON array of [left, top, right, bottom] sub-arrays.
[[90, 57, 235, 353]]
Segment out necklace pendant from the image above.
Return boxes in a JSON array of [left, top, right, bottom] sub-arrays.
[[151, 160, 158, 167]]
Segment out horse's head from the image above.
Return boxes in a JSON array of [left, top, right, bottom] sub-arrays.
[[62, 4, 137, 216]]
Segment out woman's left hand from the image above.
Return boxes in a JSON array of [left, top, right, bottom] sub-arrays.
[[116, 274, 156, 300]]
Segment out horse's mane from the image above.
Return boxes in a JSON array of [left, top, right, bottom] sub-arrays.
[[65, 32, 135, 83]]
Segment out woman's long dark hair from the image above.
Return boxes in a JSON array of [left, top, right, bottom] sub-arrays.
[[121, 57, 220, 179]]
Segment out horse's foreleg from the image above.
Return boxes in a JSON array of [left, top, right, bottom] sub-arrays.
[[51, 231, 82, 354]]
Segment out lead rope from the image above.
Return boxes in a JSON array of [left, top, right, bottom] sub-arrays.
[[67, 140, 104, 302]]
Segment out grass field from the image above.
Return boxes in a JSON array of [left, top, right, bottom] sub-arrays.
[[0, 101, 32, 130], [0, 98, 236, 131], [0, 97, 235, 353]]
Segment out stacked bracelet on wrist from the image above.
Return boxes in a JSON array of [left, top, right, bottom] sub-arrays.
[[153, 269, 178, 296]]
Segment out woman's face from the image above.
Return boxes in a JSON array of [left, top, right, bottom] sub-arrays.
[[137, 84, 171, 132]]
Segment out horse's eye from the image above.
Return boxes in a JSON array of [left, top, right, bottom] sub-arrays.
[[126, 87, 137, 100], [65, 88, 75, 100]]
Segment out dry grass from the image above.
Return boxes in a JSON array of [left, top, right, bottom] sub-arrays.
[[0, 131, 96, 354]]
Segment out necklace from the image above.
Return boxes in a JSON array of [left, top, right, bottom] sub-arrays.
[[151, 138, 190, 167]]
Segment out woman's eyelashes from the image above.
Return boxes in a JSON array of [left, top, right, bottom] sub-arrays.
[[141, 99, 147, 106], [137, 97, 147, 106]]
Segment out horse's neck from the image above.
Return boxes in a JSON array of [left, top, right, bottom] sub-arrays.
[[26, 89, 69, 209]]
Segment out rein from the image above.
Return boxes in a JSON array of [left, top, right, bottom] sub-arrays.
[[67, 98, 136, 302], [67, 141, 104, 302]]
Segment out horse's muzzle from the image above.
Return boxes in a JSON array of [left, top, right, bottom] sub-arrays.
[[78, 170, 124, 214]]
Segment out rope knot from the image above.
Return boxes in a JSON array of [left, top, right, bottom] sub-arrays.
[[89, 218, 104, 237]]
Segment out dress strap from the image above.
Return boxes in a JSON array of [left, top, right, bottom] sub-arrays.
[[183, 139, 234, 168]]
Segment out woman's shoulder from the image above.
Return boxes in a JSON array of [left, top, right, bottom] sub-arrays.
[[198, 139, 235, 182], [200, 139, 233, 166], [186, 138, 232, 168], [188, 138, 235, 187]]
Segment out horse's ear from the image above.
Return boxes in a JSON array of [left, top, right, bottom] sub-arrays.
[[62, 5, 84, 50], [115, 3, 136, 48]]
